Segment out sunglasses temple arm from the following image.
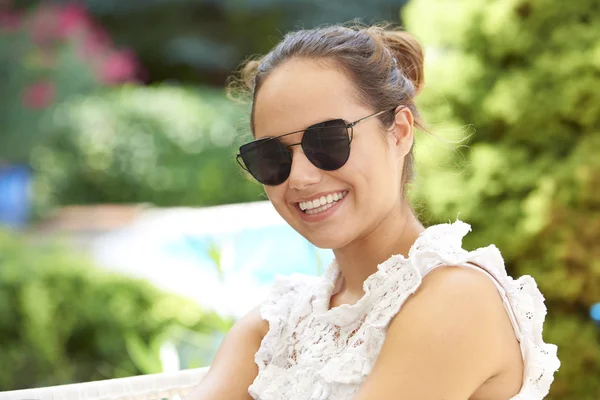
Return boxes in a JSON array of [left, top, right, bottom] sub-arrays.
[[236, 155, 249, 172]]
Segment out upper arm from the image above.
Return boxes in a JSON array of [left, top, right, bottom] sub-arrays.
[[186, 305, 268, 400], [354, 265, 508, 400]]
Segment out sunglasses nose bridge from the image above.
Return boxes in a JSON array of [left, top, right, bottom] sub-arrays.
[[286, 144, 323, 189]]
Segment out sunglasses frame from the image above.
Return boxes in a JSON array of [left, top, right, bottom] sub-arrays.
[[236, 107, 399, 184]]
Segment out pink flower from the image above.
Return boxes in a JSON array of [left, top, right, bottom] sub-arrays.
[[21, 79, 56, 109], [57, 3, 90, 38], [97, 50, 138, 84]]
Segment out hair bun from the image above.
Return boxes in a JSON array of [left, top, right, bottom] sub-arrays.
[[381, 30, 424, 95]]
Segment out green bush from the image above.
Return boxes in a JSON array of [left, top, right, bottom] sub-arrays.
[[0, 229, 233, 391], [404, 0, 600, 398], [30, 84, 263, 216]]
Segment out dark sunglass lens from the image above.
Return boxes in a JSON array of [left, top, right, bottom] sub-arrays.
[[302, 120, 350, 171], [240, 139, 291, 185]]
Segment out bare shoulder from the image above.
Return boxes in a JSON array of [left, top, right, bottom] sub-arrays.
[[395, 264, 512, 364], [401, 265, 521, 369], [185, 305, 269, 400], [236, 303, 270, 339], [416, 264, 505, 310], [417, 266, 525, 398], [354, 265, 522, 400]]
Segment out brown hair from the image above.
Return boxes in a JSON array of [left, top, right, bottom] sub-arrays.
[[228, 22, 426, 189]]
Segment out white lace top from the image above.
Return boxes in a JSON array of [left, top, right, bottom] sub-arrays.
[[248, 220, 561, 400]]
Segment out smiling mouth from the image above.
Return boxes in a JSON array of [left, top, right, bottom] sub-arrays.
[[298, 191, 348, 215]]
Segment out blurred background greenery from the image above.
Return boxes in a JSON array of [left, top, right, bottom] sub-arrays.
[[0, 0, 598, 398]]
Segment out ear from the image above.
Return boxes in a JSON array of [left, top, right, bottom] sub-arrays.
[[388, 106, 414, 158]]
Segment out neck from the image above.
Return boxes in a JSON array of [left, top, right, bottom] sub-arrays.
[[331, 200, 424, 299]]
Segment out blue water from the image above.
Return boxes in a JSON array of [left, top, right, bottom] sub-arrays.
[[164, 224, 335, 283]]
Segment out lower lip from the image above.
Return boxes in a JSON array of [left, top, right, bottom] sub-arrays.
[[295, 194, 347, 223]]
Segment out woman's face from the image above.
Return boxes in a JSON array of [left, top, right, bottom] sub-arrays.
[[253, 59, 413, 249]]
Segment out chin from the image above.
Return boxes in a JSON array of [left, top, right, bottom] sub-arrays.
[[306, 237, 339, 250], [300, 229, 352, 250]]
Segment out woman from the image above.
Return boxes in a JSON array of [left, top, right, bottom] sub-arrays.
[[187, 23, 560, 400]]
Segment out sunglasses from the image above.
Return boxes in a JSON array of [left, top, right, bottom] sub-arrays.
[[236, 108, 396, 185]]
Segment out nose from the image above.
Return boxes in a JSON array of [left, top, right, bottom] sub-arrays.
[[287, 145, 322, 190]]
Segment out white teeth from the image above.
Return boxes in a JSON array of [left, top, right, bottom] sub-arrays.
[[306, 202, 334, 215], [298, 191, 348, 212]]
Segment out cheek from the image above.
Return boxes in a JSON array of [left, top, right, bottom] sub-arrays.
[[347, 140, 393, 183], [265, 186, 286, 208], [345, 143, 400, 204], [265, 185, 299, 226]]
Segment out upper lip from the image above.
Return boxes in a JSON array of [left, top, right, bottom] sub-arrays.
[[291, 190, 348, 204]]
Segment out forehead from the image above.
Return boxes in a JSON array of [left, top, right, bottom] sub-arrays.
[[253, 59, 363, 139]]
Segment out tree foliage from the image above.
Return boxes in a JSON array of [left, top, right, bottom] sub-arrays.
[[405, 0, 600, 398]]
